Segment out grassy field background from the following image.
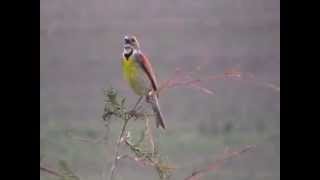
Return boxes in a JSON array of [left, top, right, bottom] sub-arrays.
[[40, 0, 279, 179]]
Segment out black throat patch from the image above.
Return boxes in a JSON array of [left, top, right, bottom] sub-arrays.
[[124, 50, 133, 60]]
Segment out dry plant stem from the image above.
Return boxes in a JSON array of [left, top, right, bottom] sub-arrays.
[[40, 165, 64, 178], [132, 96, 144, 110], [119, 154, 155, 167], [153, 73, 223, 96], [109, 117, 130, 180], [123, 138, 156, 166], [185, 145, 256, 180], [108, 92, 146, 180], [151, 68, 279, 96], [144, 115, 155, 154], [67, 131, 106, 144]]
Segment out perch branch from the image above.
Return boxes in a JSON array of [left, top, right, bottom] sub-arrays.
[[109, 117, 130, 180]]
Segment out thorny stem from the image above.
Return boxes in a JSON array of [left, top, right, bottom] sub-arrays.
[[109, 117, 130, 180], [108, 94, 145, 180]]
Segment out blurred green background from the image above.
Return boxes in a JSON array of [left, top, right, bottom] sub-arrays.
[[40, 0, 279, 179]]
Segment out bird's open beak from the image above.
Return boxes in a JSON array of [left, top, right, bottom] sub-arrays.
[[123, 45, 132, 54]]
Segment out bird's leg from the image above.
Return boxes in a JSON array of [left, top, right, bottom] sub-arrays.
[[129, 96, 144, 119], [146, 90, 153, 103], [132, 96, 144, 111]]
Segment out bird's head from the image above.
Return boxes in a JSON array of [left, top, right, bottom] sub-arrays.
[[123, 35, 140, 59]]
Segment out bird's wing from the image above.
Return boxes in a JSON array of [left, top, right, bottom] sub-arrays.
[[135, 52, 159, 93]]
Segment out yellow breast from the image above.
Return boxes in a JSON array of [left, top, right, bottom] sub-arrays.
[[122, 57, 147, 95], [122, 57, 138, 81]]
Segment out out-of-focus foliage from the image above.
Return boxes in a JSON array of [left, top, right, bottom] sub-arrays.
[[58, 160, 80, 180]]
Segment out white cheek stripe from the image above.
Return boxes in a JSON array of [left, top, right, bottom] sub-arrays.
[[123, 48, 131, 54]]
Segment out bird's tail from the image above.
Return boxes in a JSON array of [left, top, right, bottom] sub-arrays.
[[149, 95, 166, 129]]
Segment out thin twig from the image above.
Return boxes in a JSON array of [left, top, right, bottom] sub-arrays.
[[144, 114, 155, 154], [151, 67, 279, 96], [109, 117, 130, 180], [185, 145, 256, 180], [119, 154, 155, 167], [40, 165, 64, 178], [66, 131, 106, 144]]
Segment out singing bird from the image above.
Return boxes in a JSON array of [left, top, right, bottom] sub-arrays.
[[121, 35, 166, 129]]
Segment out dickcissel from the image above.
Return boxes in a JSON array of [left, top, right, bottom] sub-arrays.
[[121, 35, 166, 129]]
